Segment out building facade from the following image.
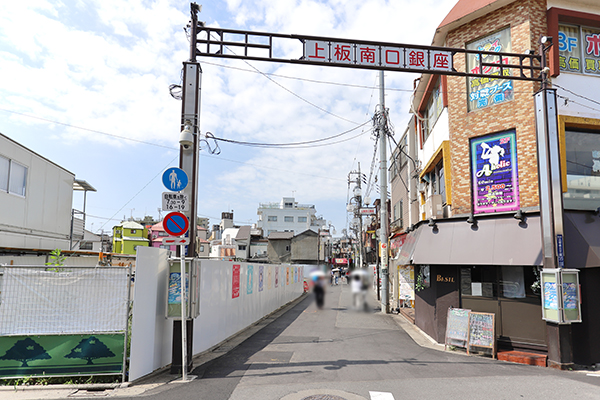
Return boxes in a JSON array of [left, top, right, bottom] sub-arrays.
[[0, 133, 91, 251], [112, 221, 149, 255], [257, 197, 326, 236], [392, 0, 600, 368]]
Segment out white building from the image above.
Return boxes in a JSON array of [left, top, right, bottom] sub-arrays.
[[0, 133, 94, 250], [256, 197, 326, 237]]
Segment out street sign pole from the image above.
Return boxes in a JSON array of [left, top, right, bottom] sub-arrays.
[[180, 244, 188, 381]]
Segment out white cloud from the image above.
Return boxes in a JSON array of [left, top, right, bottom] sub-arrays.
[[0, 0, 458, 232]]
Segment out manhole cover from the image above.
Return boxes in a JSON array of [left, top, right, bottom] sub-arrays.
[[301, 396, 347, 400]]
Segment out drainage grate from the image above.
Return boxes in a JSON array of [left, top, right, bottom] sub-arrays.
[[301, 396, 347, 400]]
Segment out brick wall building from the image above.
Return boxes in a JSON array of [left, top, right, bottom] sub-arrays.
[[392, 0, 600, 369]]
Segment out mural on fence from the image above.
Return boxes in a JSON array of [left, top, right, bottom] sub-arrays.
[[0, 334, 124, 378]]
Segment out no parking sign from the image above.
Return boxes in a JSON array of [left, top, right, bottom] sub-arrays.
[[163, 212, 189, 237]]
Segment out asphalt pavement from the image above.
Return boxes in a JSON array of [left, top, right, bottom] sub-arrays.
[[4, 282, 600, 400]]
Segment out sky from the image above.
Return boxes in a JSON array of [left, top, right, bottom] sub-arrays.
[[0, 0, 458, 236]]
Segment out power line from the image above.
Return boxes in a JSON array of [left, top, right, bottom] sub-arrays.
[[211, 120, 371, 148], [208, 33, 359, 125], [212, 124, 373, 149], [554, 83, 600, 108], [0, 107, 372, 150]]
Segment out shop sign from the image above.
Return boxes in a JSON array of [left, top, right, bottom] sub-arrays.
[[466, 27, 513, 111], [559, 24, 600, 75], [470, 130, 520, 214]]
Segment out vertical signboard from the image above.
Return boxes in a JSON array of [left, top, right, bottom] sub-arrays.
[[258, 265, 264, 292], [247, 265, 254, 295], [466, 27, 513, 111], [232, 265, 240, 299], [471, 130, 520, 214]]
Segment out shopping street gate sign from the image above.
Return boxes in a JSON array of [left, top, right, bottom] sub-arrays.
[[194, 27, 542, 81]]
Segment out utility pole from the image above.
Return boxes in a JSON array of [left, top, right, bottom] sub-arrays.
[[348, 165, 364, 269], [378, 71, 389, 314], [357, 163, 364, 269], [171, 2, 201, 379]]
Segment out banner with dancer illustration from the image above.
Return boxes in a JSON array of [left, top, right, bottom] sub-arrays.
[[470, 130, 520, 214]]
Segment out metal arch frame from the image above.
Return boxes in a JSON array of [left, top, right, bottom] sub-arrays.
[[194, 26, 543, 81]]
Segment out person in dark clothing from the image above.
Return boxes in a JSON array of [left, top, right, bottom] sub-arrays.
[[313, 276, 325, 309]]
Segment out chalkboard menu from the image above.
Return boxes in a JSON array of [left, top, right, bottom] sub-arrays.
[[468, 312, 496, 358], [445, 308, 471, 350]]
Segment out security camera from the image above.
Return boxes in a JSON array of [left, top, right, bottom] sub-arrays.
[[179, 121, 194, 150]]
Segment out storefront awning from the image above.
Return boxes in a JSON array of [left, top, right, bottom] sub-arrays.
[[564, 211, 600, 268], [411, 215, 543, 266], [396, 228, 422, 265]]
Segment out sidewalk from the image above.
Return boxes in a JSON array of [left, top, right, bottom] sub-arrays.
[[3, 283, 594, 399]]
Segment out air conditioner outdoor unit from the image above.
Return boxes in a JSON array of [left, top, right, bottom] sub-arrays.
[[425, 194, 443, 219]]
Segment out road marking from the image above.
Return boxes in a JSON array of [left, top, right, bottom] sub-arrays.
[[369, 392, 395, 400]]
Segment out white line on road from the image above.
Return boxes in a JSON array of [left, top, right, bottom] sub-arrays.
[[369, 392, 395, 400]]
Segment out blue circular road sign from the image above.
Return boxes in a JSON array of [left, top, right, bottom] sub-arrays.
[[163, 212, 189, 237], [162, 168, 188, 191]]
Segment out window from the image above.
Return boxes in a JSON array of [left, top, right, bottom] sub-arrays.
[[267, 216, 277, 222], [285, 245, 290, 252], [461, 266, 496, 298], [130, 229, 137, 234], [558, 24, 600, 75], [79, 242, 93, 250], [238, 245, 247, 250], [390, 134, 407, 181], [564, 129, 600, 210], [424, 160, 446, 203], [284, 216, 294, 223], [422, 79, 443, 142], [461, 266, 540, 299], [0, 156, 28, 196], [298, 216, 307, 223], [199, 245, 205, 252], [392, 199, 403, 229], [284, 202, 293, 208]]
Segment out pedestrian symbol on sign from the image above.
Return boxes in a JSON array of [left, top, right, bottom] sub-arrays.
[[162, 168, 188, 192]]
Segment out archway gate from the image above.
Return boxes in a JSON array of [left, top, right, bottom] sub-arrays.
[[177, 2, 568, 368]]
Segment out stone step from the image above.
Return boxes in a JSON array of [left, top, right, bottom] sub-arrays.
[[497, 350, 547, 367]]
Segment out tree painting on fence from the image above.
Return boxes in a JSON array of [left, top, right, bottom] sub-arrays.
[[0, 337, 51, 367], [65, 336, 115, 365]]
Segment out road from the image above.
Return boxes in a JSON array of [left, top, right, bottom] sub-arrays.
[[116, 282, 600, 400]]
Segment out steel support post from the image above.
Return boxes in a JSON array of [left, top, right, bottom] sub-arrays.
[[534, 87, 573, 368]]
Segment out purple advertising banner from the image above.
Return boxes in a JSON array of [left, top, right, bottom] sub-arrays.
[[471, 130, 520, 214]]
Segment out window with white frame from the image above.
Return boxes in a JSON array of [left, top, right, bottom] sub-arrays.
[[0, 155, 28, 196], [267, 216, 277, 222], [284, 216, 294, 223], [298, 216, 307, 223]]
